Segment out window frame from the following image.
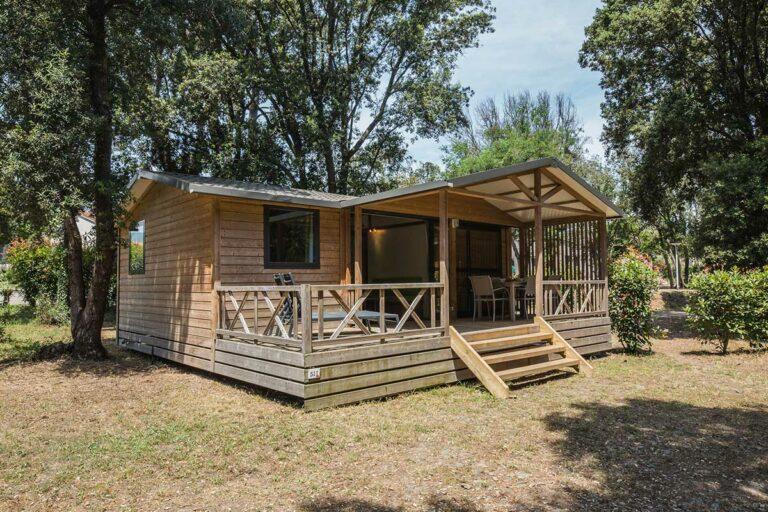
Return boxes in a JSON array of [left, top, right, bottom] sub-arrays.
[[264, 205, 321, 269], [128, 219, 146, 275]]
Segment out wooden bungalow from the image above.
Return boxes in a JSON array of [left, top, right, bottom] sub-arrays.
[[118, 157, 621, 409]]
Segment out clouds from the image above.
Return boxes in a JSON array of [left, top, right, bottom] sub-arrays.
[[410, 0, 605, 165]]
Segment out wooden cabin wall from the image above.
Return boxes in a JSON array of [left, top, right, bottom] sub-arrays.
[[118, 184, 215, 370], [218, 199, 341, 285], [218, 199, 342, 333]]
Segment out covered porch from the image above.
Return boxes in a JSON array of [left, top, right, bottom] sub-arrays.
[[341, 158, 617, 326]]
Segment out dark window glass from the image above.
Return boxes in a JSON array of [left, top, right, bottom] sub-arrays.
[[265, 207, 319, 268], [129, 220, 145, 275]]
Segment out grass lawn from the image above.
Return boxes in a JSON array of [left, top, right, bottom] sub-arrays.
[[1, 308, 766, 511]]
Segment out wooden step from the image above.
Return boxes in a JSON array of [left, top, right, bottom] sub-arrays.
[[448, 327, 510, 399], [497, 357, 580, 381], [482, 344, 566, 365], [461, 324, 539, 342], [470, 332, 552, 353]]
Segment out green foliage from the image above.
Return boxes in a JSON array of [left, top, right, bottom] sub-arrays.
[[0, 269, 14, 306], [608, 252, 659, 353], [686, 269, 768, 354], [442, 90, 619, 200], [5, 239, 116, 318], [5, 240, 63, 307], [34, 295, 70, 326], [581, 0, 768, 269], [133, 0, 495, 194], [694, 141, 768, 269]]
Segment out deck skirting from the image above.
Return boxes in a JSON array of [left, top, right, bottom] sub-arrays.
[[119, 313, 614, 409]]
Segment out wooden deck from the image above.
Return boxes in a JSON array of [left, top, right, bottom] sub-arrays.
[[122, 282, 615, 410]]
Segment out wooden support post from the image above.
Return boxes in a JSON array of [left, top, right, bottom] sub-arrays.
[[520, 226, 528, 277], [115, 237, 121, 345], [300, 284, 313, 354], [354, 206, 363, 285], [439, 190, 450, 329], [340, 209, 351, 285], [598, 215, 609, 311], [534, 171, 544, 316], [598, 216, 608, 279], [210, 199, 221, 363], [449, 219, 458, 320]]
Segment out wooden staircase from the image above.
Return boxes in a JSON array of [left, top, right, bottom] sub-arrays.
[[449, 316, 593, 398]]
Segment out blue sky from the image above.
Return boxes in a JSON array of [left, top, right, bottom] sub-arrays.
[[408, 0, 605, 166]]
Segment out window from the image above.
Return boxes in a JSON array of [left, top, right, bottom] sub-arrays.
[[265, 207, 320, 268], [129, 220, 145, 275]]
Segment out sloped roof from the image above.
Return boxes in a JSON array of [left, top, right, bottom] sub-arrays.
[[129, 171, 355, 208], [128, 158, 622, 220]]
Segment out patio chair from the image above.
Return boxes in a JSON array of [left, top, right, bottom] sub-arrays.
[[469, 275, 507, 321], [517, 278, 535, 319]]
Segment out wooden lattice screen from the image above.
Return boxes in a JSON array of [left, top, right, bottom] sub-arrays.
[[520, 219, 603, 281]]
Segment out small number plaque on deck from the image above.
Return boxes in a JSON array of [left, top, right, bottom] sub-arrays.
[[307, 368, 321, 380]]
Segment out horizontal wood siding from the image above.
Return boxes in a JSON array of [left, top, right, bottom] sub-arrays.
[[303, 336, 470, 410], [218, 200, 342, 332], [549, 315, 614, 355], [119, 184, 214, 363]]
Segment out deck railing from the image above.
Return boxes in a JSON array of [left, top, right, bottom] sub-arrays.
[[216, 282, 447, 353], [541, 279, 608, 319]]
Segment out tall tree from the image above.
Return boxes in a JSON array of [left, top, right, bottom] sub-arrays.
[[0, 0, 169, 357], [444, 90, 618, 198], [143, 0, 494, 194], [580, 0, 768, 268]]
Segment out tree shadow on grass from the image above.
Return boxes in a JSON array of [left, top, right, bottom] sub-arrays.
[[533, 399, 768, 511], [300, 496, 483, 512], [680, 346, 768, 357]]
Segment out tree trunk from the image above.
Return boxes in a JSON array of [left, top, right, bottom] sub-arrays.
[[662, 251, 674, 287], [71, 0, 115, 359], [62, 210, 86, 330], [721, 337, 729, 355]]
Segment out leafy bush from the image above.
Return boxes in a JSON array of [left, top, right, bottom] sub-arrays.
[[34, 295, 70, 326], [0, 270, 14, 305], [609, 251, 659, 353], [686, 268, 768, 354], [5, 240, 64, 307], [4, 239, 117, 325]]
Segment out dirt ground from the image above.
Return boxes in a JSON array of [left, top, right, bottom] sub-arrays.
[[1, 326, 767, 511]]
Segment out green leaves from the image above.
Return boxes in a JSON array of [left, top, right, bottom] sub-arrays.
[[686, 268, 768, 353], [581, 0, 768, 269], [609, 252, 659, 354]]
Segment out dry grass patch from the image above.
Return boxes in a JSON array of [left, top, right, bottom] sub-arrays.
[[1, 328, 766, 511]]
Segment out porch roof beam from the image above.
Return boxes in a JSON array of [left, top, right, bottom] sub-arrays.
[[509, 176, 536, 201], [449, 188, 604, 217], [503, 198, 581, 213], [539, 167, 603, 213]]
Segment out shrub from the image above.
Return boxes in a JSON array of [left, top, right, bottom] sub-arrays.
[[5, 240, 64, 307], [34, 295, 70, 326], [4, 239, 117, 325], [609, 251, 659, 353], [686, 268, 768, 353], [0, 270, 14, 306]]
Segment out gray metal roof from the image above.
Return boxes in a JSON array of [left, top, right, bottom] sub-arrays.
[[129, 158, 622, 218], [130, 171, 355, 208]]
